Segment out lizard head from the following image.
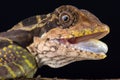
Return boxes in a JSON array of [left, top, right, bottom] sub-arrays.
[[28, 5, 110, 68]]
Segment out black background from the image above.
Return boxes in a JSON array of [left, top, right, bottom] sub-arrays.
[[0, 0, 119, 79]]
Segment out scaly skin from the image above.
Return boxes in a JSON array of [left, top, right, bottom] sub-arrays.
[[0, 5, 110, 79]]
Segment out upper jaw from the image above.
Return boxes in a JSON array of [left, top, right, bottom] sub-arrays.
[[42, 23, 110, 40]]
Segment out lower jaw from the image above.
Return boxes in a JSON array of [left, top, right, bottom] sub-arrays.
[[52, 38, 107, 60]]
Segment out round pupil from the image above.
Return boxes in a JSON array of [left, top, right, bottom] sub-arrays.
[[62, 15, 69, 22]]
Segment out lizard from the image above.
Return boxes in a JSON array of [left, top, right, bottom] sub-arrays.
[[0, 5, 110, 79]]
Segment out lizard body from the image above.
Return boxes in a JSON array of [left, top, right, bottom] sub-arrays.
[[0, 5, 109, 79]]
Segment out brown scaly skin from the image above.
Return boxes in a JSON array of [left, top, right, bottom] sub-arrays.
[[28, 5, 109, 68], [0, 5, 109, 79]]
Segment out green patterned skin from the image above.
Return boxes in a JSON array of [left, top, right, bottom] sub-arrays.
[[0, 37, 37, 79], [0, 11, 50, 79]]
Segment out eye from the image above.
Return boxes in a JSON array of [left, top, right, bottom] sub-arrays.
[[59, 11, 74, 28], [61, 14, 69, 22]]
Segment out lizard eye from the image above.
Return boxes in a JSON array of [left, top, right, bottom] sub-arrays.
[[59, 11, 74, 28], [61, 14, 69, 22]]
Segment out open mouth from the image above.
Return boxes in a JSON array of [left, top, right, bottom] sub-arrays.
[[41, 24, 109, 60], [57, 32, 108, 54]]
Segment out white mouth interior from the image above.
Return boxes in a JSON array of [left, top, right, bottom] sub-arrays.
[[71, 39, 108, 54]]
